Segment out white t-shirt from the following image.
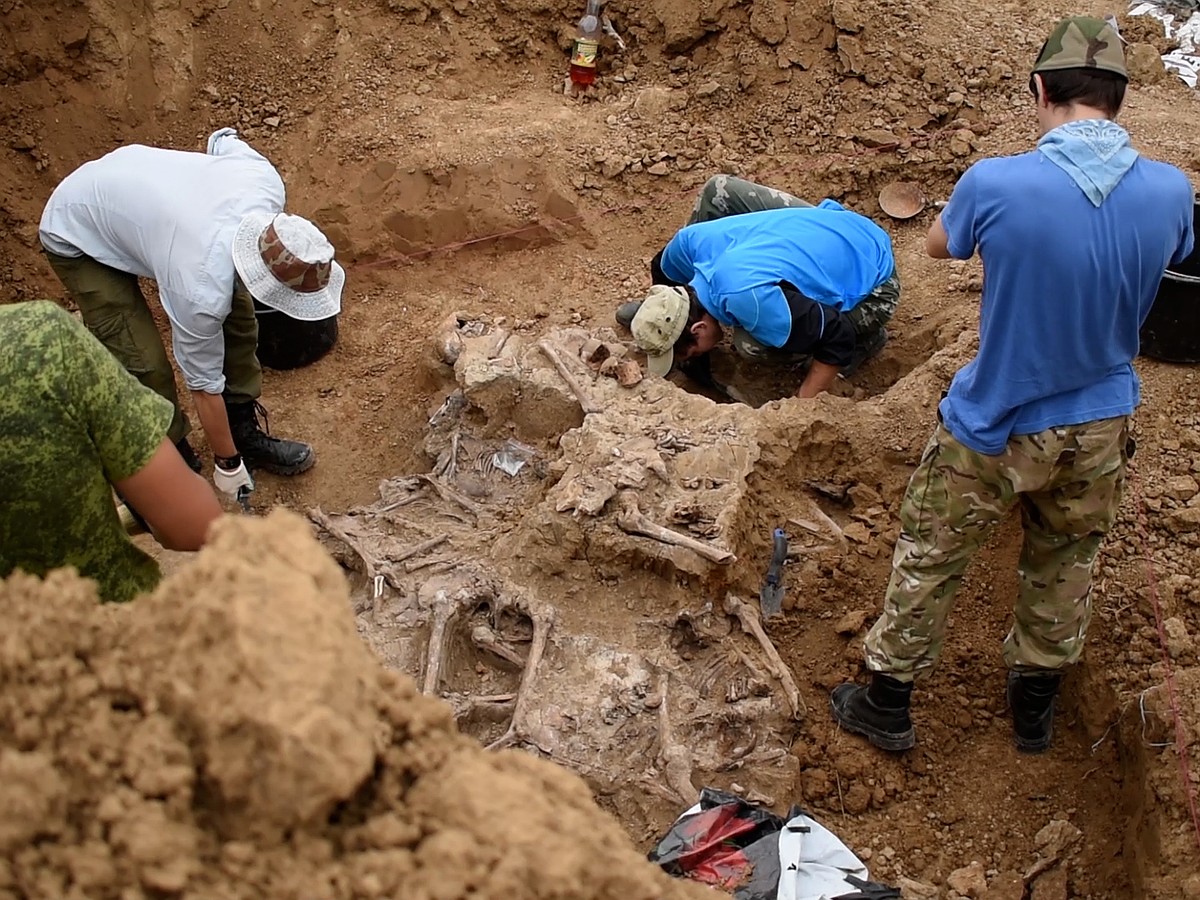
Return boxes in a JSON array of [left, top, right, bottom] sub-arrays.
[[39, 128, 286, 393]]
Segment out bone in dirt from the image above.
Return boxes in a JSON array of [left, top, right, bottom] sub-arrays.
[[615, 491, 736, 564]]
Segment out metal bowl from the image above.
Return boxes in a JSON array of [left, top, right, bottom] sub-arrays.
[[879, 181, 927, 219]]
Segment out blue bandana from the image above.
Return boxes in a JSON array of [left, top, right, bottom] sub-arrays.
[[1037, 119, 1139, 207]]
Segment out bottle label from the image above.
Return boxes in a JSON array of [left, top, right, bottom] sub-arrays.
[[571, 38, 598, 68]]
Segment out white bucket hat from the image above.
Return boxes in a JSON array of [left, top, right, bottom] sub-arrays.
[[232, 212, 345, 321]]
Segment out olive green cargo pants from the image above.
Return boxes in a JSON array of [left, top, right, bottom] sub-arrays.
[[44, 251, 262, 445]]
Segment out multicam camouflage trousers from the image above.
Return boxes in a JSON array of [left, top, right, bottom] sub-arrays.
[[864, 415, 1131, 680], [684, 174, 900, 365]]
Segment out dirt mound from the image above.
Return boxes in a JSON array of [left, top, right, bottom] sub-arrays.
[[0, 510, 708, 900]]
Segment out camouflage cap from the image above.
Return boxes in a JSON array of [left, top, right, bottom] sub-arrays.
[[1032, 16, 1127, 79], [631, 285, 690, 377]]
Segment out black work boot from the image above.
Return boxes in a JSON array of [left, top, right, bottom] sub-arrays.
[[226, 401, 315, 476], [1007, 671, 1063, 754], [175, 437, 203, 474], [830, 673, 916, 751], [616, 300, 643, 330]]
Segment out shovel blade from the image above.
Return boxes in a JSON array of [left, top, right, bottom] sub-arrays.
[[760, 584, 784, 616]]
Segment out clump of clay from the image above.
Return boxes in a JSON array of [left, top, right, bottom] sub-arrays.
[[0, 511, 709, 900]]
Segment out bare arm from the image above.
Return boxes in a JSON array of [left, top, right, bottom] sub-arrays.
[[926, 213, 952, 259], [115, 438, 223, 551], [191, 390, 238, 458], [796, 360, 841, 398]]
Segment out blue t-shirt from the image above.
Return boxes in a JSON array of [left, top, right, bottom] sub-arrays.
[[658, 202, 896, 348], [939, 153, 1195, 455]]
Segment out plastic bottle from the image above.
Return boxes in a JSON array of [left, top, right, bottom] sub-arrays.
[[569, 0, 603, 88]]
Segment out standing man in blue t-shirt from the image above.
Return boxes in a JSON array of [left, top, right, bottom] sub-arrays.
[[831, 16, 1195, 754], [615, 175, 900, 399]]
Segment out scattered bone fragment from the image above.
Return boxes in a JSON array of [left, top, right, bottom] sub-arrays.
[[471, 623, 526, 668], [598, 357, 621, 378], [538, 339, 603, 414], [554, 475, 617, 517], [580, 338, 611, 369], [433, 311, 467, 365], [309, 507, 384, 584], [417, 473, 482, 517], [616, 491, 735, 565], [724, 594, 805, 718]]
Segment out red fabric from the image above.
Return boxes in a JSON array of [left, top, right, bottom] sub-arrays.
[[668, 806, 759, 889]]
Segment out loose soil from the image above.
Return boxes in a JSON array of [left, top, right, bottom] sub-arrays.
[[3, 0, 1200, 898]]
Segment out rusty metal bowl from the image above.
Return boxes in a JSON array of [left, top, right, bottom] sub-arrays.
[[879, 181, 927, 219]]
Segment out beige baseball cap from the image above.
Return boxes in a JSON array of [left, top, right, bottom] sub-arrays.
[[631, 285, 690, 376]]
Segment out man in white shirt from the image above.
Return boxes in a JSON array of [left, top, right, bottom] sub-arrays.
[[38, 128, 344, 503]]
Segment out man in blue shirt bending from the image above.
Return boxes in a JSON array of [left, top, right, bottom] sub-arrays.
[[617, 175, 900, 399], [831, 16, 1195, 754]]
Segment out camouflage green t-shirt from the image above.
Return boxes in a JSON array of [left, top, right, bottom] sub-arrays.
[[0, 301, 173, 603]]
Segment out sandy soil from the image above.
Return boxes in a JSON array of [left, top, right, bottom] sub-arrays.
[[2, 0, 1200, 897]]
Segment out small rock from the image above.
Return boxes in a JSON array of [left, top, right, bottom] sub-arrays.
[[1165, 475, 1199, 502], [1163, 617, 1193, 659], [696, 80, 721, 97], [948, 861, 987, 898], [264, 116, 281, 128], [897, 876, 940, 899], [12, 134, 36, 151], [831, 0, 864, 32], [615, 358, 643, 387], [600, 156, 627, 178], [1034, 819, 1081, 860], [949, 128, 974, 157], [1125, 42, 1167, 85], [834, 609, 872, 635], [1030, 866, 1068, 900], [982, 872, 1024, 900], [856, 129, 896, 148], [843, 522, 871, 544], [647, 162, 670, 176]]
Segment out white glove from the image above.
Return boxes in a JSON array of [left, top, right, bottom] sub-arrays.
[[213, 457, 254, 499]]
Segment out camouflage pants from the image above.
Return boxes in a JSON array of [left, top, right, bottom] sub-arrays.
[[864, 416, 1131, 680], [44, 251, 262, 445], [687, 175, 900, 364]]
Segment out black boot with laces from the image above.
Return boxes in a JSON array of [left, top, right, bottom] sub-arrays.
[[226, 401, 315, 476]]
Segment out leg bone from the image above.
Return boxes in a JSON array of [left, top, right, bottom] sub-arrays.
[[656, 672, 697, 805], [422, 589, 467, 695], [724, 593, 805, 718], [616, 491, 736, 565], [487, 604, 556, 751]]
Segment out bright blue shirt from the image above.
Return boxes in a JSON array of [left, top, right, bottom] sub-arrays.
[[939, 152, 1195, 455], [658, 202, 896, 348]]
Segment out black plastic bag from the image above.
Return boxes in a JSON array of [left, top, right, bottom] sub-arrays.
[[648, 788, 785, 899], [648, 788, 900, 900]]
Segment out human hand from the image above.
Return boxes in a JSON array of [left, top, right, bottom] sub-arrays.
[[213, 455, 254, 499]]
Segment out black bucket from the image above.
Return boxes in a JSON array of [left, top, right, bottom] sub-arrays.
[[253, 299, 339, 370], [1140, 201, 1200, 364]]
